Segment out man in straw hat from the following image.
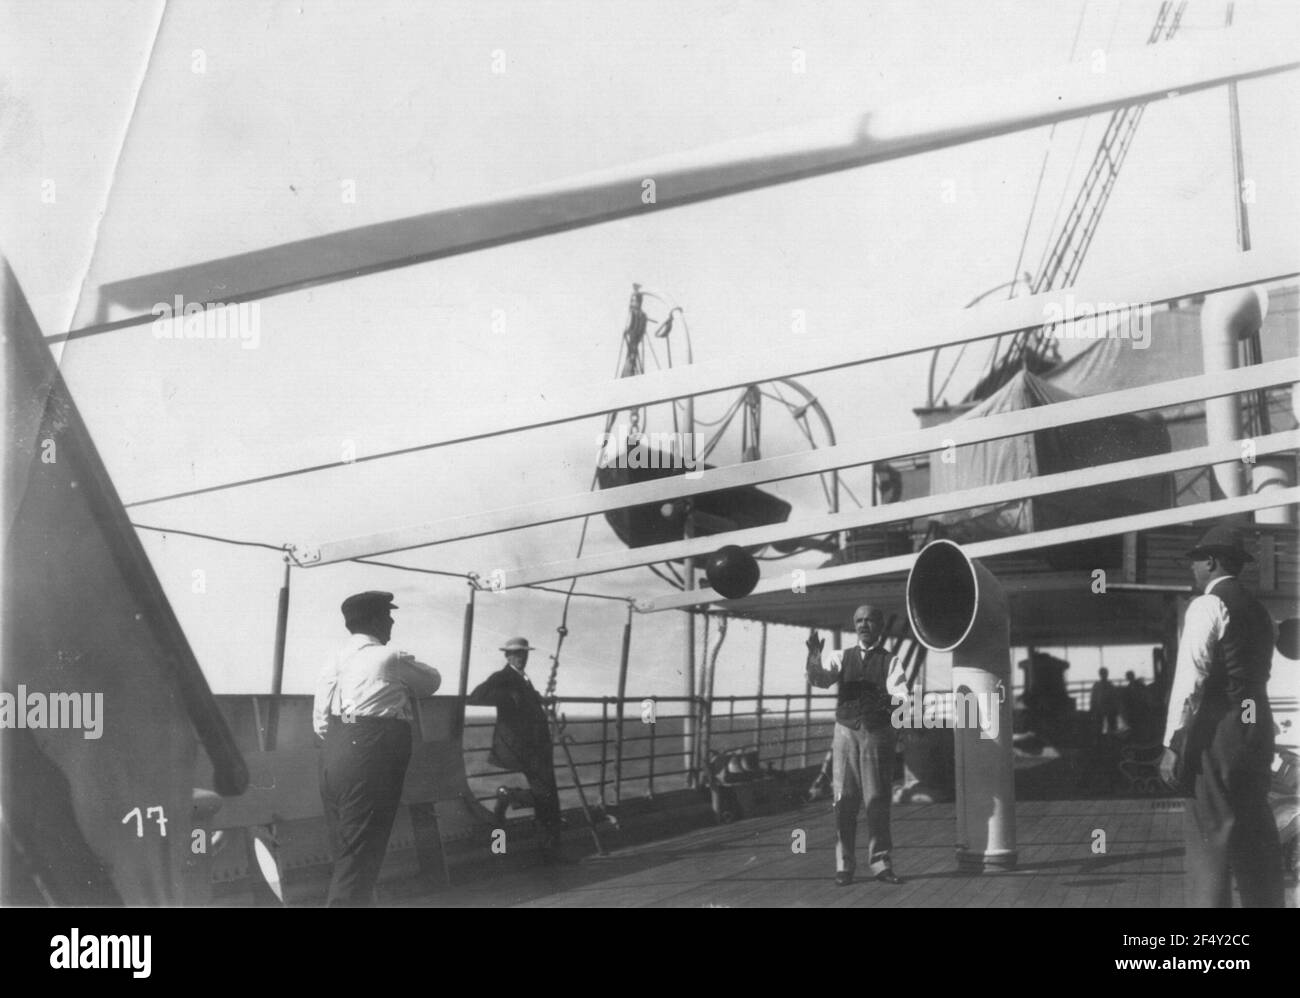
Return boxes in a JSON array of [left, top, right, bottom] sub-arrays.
[[1159, 523, 1283, 907], [468, 637, 564, 861]]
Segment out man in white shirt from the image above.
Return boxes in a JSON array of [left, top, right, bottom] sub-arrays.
[[1158, 524, 1282, 907], [313, 591, 442, 906], [806, 604, 908, 886]]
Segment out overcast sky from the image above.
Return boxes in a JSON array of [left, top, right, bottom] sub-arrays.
[[4, 0, 1298, 703]]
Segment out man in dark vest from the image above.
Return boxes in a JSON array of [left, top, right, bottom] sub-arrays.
[[807, 604, 908, 886], [468, 637, 564, 861], [1159, 524, 1283, 907]]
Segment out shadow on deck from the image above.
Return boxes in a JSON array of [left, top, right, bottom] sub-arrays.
[[388, 798, 1298, 908]]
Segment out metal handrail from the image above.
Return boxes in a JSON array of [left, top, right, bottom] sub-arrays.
[[461, 681, 1281, 807], [463, 692, 839, 806], [458, 681, 1142, 805]]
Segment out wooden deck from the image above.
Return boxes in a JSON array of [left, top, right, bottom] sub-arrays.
[[394, 798, 1298, 908]]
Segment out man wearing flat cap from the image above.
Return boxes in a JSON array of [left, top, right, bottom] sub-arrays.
[[313, 591, 442, 906], [468, 637, 563, 860], [1159, 523, 1283, 907]]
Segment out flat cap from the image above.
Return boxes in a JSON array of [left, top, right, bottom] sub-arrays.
[[341, 590, 398, 622], [1186, 524, 1254, 562]]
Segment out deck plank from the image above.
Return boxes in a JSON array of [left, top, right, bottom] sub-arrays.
[[396, 797, 1295, 908]]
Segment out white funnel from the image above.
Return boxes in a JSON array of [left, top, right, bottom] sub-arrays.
[[1199, 287, 1268, 502], [906, 540, 1016, 871]]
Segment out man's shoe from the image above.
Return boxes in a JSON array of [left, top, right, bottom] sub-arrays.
[[874, 869, 903, 885], [834, 871, 854, 887]]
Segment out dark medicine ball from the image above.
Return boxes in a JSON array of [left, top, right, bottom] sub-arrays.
[[705, 545, 760, 600], [1277, 618, 1300, 661]]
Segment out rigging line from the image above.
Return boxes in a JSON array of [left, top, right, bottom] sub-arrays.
[[352, 558, 467, 579], [544, 465, 603, 697], [697, 391, 749, 464], [353, 557, 631, 603], [985, 0, 1091, 379], [1008, 0, 1091, 296], [1032, 0, 1124, 286], [122, 444, 447, 508], [932, 340, 970, 404], [1009, 149, 1055, 296], [763, 383, 839, 510], [1031, 118, 1091, 285], [649, 561, 685, 589], [839, 478, 865, 509], [757, 389, 798, 406], [60, 1, 169, 350], [755, 545, 834, 561], [131, 521, 287, 553]]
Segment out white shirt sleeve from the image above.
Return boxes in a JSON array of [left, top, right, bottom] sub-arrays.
[[312, 659, 340, 738], [392, 652, 442, 698], [886, 654, 909, 703], [1163, 592, 1230, 748]]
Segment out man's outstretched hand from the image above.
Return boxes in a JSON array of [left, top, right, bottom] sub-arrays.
[[805, 630, 824, 657]]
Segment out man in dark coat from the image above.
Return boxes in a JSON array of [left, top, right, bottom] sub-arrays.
[[1159, 524, 1283, 907], [468, 637, 563, 859]]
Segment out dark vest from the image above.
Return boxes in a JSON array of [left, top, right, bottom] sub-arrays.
[[1201, 577, 1274, 715], [835, 645, 896, 730]]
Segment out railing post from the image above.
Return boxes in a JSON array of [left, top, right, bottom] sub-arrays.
[[599, 698, 610, 808], [697, 610, 711, 780], [781, 695, 792, 770], [648, 709, 657, 799], [263, 557, 291, 752], [802, 681, 811, 770], [614, 602, 633, 806], [455, 581, 476, 740], [756, 622, 766, 755]]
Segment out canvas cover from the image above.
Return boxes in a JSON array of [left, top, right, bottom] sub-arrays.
[[929, 369, 1171, 543]]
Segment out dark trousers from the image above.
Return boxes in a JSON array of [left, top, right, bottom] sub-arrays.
[[522, 758, 562, 848], [1184, 711, 1282, 908], [832, 722, 896, 875], [320, 716, 412, 907]]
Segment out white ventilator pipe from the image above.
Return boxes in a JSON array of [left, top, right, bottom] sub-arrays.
[[1253, 457, 1295, 524], [906, 540, 1016, 872], [1199, 287, 1268, 502]]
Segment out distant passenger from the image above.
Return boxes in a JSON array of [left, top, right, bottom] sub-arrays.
[[468, 637, 565, 863], [1090, 668, 1118, 735], [1120, 670, 1153, 739]]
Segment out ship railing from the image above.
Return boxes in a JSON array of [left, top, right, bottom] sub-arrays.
[[463, 685, 1300, 814], [462, 693, 838, 811]]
